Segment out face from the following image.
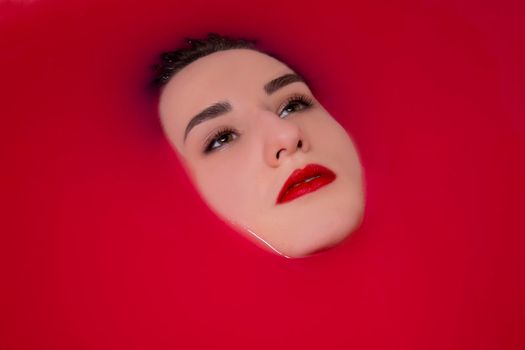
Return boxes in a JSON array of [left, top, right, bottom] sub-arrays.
[[159, 49, 364, 258]]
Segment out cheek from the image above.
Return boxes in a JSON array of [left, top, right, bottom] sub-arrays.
[[307, 115, 363, 189], [186, 150, 260, 223], [307, 114, 358, 158]]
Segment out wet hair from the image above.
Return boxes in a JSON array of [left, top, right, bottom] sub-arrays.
[[153, 33, 257, 87]]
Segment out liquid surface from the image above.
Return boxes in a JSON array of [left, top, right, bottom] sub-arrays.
[[1, 0, 524, 349]]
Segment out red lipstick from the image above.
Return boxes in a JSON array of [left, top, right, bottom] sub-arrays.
[[276, 164, 336, 204]]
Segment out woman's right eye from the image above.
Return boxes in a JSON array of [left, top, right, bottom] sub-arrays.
[[204, 128, 239, 153]]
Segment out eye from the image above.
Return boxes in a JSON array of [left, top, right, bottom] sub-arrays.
[[278, 94, 314, 118], [204, 127, 239, 154]]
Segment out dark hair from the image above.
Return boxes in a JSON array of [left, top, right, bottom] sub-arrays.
[[153, 33, 257, 87]]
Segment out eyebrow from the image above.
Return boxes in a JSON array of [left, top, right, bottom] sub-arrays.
[[264, 73, 305, 95], [183, 73, 306, 143], [183, 101, 232, 142]]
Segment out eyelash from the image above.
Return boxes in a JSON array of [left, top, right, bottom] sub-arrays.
[[203, 94, 314, 154], [278, 94, 314, 118], [203, 127, 239, 154]]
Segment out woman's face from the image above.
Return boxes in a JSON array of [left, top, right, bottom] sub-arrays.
[[159, 49, 364, 258]]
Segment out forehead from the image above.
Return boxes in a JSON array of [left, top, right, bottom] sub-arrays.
[[158, 49, 294, 146], [161, 49, 291, 103]]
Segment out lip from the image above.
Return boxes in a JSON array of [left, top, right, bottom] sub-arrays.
[[276, 163, 336, 204]]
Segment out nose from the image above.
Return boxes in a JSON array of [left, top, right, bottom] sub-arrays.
[[262, 117, 310, 167]]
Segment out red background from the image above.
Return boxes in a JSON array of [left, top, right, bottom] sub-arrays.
[[1, 0, 524, 349]]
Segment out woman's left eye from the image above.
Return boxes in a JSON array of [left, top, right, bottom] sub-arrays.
[[278, 95, 313, 118]]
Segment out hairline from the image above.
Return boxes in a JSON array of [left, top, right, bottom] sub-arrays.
[[159, 48, 271, 92]]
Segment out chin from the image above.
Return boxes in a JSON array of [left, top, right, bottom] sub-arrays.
[[271, 213, 363, 258], [226, 184, 365, 258], [296, 229, 356, 258], [293, 202, 364, 258]]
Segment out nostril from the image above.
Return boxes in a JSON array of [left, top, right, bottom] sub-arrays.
[[276, 140, 303, 160]]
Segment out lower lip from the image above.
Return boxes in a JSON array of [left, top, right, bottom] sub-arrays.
[[277, 173, 336, 204]]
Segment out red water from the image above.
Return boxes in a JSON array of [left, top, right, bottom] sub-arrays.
[[2, 0, 524, 349]]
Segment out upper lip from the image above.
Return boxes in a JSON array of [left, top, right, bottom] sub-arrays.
[[276, 163, 335, 204]]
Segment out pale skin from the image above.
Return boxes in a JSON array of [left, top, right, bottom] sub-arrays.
[[159, 49, 364, 258]]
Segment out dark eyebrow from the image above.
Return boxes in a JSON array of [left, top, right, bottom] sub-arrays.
[[184, 101, 232, 142], [264, 73, 305, 95]]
